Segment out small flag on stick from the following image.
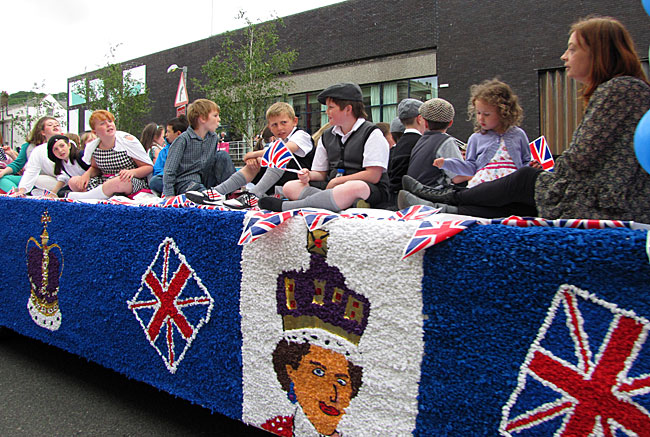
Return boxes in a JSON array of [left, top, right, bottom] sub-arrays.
[[261, 139, 301, 173], [529, 136, 555, 171]]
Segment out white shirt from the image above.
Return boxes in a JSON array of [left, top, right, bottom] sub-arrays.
[[83, 131, 153, 166], [57, 159, 87, 183], [18, 143, 55, 191], [311, 118, 390, 172], [284, 128, 313, 157]]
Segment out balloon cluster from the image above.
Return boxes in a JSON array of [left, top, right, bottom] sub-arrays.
[[634, 0, 650, 173]]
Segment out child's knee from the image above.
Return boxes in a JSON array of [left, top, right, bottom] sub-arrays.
[[283, 180, 305, 199], [339, 180, 370, 197]]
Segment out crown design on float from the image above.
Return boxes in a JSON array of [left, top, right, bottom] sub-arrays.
[[25, 210, 63, 331], [277, 254, 370, 360]]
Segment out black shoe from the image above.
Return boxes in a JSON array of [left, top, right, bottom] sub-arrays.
[[397, 190, 458, 213], [223, 192, 259, 209], [401, 175, 458, 204], [185, 188, 225, 205], [258, 196, 284, 212]]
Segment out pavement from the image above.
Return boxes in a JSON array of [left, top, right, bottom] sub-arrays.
[[0, 328, 270, 436]]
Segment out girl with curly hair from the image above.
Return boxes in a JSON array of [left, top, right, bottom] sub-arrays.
[[433, 78, 531, 187]]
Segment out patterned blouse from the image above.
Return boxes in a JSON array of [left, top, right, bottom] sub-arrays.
[[535, 76, 650, 222]]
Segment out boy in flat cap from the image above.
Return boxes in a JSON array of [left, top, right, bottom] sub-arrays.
[[387, 98, 427, 205], [259, 82, 390, 212], [390, 117, 405, 144], [398, 98, 470, 208]]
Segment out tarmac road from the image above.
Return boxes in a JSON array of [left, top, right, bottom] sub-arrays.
[[0, 329, 270, 436]]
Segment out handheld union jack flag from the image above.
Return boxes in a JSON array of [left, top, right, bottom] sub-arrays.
[[393, 205, 441, 221], [299, 208, 340, 231], [501, 284, 650, 436], [402, 219, 476, 259], [261, 139, 299, 171], [529, 136, 555, 171], [238, 209, 299, 245]]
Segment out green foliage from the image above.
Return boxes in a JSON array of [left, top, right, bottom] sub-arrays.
[[2, 91, 66, 107], [195, 11, 297, 143], [76, 45, 152, 136]]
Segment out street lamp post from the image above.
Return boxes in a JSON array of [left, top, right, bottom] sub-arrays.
[[167, 64, 189, 115]]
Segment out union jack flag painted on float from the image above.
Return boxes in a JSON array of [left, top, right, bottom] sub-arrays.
[[261, 139, 294, 170], [529, 136, 555, 171], [128, 237, 214, 373], [500, 284, 650, 436], [402, 219, 476, 259], [238, 210, 299, 245], [299, 208, 340, 231], [393, 205, 441, 221]]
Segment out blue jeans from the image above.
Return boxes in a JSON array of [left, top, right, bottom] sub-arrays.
[[200, 151, 236, 190], [149, 175, 163, 194]]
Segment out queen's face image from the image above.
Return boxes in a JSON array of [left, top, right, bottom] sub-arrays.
[[286, 344, 353, 435]]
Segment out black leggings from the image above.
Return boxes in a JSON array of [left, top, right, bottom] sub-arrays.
[[456, 166, 542, 218]]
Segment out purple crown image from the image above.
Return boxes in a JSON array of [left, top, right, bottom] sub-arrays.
[[276, 254, 370, 347], [27, 247, 61, 305], [26, 210, 63, 331]]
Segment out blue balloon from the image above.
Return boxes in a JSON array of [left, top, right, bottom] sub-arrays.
[[635, 110, 650, 173], [644, 0, 650, 15]]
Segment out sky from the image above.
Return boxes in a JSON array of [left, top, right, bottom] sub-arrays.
[[2, 0, 344, 95]]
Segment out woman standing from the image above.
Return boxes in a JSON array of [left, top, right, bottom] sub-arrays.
[[401, 16, 650, 222]]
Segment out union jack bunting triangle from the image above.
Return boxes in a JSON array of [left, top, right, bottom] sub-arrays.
[[299, 208, 341, 231], [529, 136, 555, 171], [238, 210, 299, 245], [128, 238, 214, 373], [402, 219, 476, 259], [500, 284, 650, 436], [392, 205, 441, 221]]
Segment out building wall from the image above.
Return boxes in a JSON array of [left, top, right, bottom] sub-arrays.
[[436, 0, 650, 141], [68, 0, 650, 143]]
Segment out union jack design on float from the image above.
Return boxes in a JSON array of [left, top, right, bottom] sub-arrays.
[[238, 210, 299, 245], [128, 237, 214, 373], [529, 136, 555, 171], [261, 139, 295, 170], [299, 208, 340, 231], [501, 284, 650, 436], [402, 219, 476, 259]]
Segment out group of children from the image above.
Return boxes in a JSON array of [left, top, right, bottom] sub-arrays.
[[2, 78, 537, 215]]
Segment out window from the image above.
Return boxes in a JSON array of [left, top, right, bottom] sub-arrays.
[[290, 76, 438, 133]]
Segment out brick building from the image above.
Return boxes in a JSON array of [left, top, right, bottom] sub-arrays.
[[67, 0, 649, 153]]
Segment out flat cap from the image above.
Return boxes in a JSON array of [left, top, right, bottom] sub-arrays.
[[390, 117, 405, 133], [317, 82, 363, 104], [397, 98, 423, 120], [419, 98, 455, 123]]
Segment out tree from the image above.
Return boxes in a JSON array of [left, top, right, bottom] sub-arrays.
[[196, 11, 297, 146], [75, 45, 152, 136]]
